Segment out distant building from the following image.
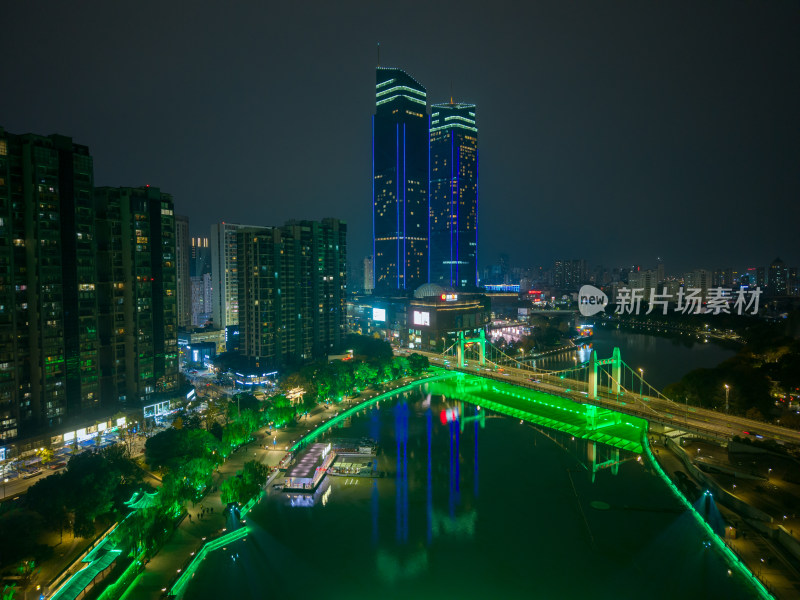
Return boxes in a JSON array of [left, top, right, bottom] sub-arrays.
[[363, 255, 374, 294], [684, 269, 711, 299], [95, 186, 179, 405], [756, 266, 766, 289], [628, 269, 659, 300], [554, 259, 587, 292], [789, 267, 799, 297], [191, 273, 213, 327], [178, 328, 226, 356], [429, 101, 478, 288], [190, 236, 211, 277], [768, 257, 788, 296], [237, 219, 347, 369], [373, 66, 428, 292], [210, 222, 267, 331], [175, 215, 191, 328], [408, 284, 490, 352]]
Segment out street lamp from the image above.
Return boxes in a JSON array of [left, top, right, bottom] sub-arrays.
[[2, 477, 7, 499], [724, 384, 730, 414], [638, 368, 644, 396]]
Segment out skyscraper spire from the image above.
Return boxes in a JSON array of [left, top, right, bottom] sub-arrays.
[[377, 42, 380, 67]]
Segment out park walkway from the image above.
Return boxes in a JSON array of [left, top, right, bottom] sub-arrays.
[[125, 396, 365, 598]]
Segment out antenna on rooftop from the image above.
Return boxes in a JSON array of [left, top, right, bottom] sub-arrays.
[[377, 42, 380, 67]]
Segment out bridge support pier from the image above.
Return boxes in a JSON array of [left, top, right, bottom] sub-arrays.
[[611, 347, 621, 395], [588, 350, 598, 399]]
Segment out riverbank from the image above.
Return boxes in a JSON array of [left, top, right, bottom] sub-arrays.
[[650, 433, 800, 599], [121, 371, 449, 599]]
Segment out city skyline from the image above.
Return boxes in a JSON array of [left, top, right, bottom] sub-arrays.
[[3, 2, 798, 274]]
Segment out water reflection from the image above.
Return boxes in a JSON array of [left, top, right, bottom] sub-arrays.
[[184, 385, 753, 600]]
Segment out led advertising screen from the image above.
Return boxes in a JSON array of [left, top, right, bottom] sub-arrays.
[[413, 311, 430, 326], [372, 307, 386, 322]]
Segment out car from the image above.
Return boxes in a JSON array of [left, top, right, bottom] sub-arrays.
[[23, 469, 43, 479], [48, 461, 67, 470], [742, 430, 763, 439]]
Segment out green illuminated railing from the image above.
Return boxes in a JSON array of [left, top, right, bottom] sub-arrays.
[[170, 526, 250, 598], [643, 437, 774, 599], [289, 372, 454, 452], [239, 490, 264, 518]]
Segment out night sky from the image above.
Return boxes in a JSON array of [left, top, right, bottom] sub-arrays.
[[3, 1, 799, 275]]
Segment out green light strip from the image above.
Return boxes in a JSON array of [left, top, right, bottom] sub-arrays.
[[376, 94, 427, 107], [170, 526, 250, 599], [376, 85, 426, 99], [239, 490, 264, 518], [430, 123, 478, 134], [290, 372, 454, 452], [95, 554, 144, 600], [643, 438, 774, 599], [444, 115, 476, 125], [376, 79, 395, 89]]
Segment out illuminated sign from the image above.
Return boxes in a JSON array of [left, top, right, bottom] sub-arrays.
[[372, 307, 386, 322], [413, 311, 430, 326], [440, 293, 458, 301], [143, 400, 171, 418], [116, 417, 126, 427], [97, 422, 107, 432]]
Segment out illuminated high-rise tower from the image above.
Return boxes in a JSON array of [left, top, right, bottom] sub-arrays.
[[372, 67, 429, 292], [429, 101, 478, 288]]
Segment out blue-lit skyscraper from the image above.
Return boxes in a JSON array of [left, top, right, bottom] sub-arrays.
[[373, 67, 429, 292], [429, 101, 478, 288]]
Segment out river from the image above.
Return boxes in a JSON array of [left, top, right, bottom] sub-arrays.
[[183, 380, 753, 600], [534, 323, 737, 390]]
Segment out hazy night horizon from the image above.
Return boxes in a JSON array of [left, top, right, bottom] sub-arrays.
[[4, 1, 799, 274]]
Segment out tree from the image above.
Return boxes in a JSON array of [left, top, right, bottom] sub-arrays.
[[745, 407, 764, 421], [345, 334, 393, 361], [145, 428, 185, 470], [35, 447, 53, 466], [391, 356, 410, 378], [25, 474, 70, 542], [408, 353, 429, 375], [209, 421, 224, 441]]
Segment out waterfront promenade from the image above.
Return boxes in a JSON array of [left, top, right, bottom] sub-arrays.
[[124, 378, 423, 599], [653, 435, 800, 599]]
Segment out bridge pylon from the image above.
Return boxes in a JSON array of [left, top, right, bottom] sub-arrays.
[[589, 346, 623, 399], [457, 330, 486, 368]]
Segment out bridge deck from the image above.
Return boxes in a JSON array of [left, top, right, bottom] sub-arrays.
[[427, 373, 647, 453]]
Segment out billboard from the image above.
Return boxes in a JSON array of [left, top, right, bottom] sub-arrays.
[[413, 311, 430, 326], [372, 307, 386, 322]]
